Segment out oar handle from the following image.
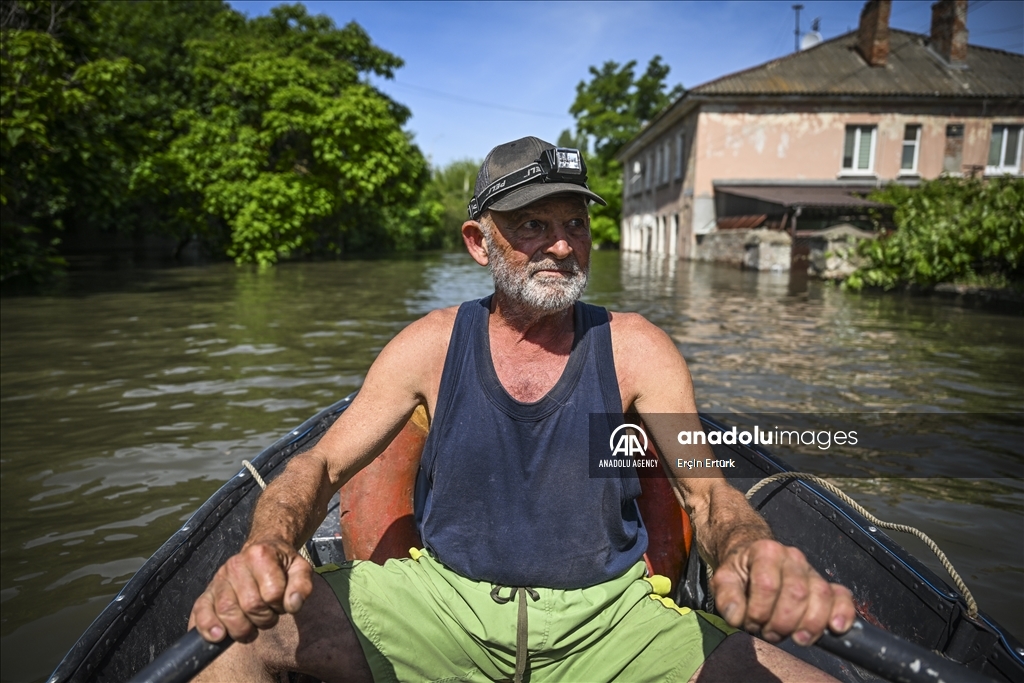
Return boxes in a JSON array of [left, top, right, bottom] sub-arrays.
[[816, 618, 995, 683], [127, 618, 993, 683], [126, 629, 233, 683]]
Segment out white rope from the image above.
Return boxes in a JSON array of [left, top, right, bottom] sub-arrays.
[[746, 472, 978, 618], [241, 460, 314, 565]]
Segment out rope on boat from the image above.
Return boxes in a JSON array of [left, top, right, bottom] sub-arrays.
[[241, 460, 314, 565], [746, 472, 978, 618]]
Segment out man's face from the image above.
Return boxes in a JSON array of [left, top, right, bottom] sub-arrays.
[[483, 194, 591, 313]]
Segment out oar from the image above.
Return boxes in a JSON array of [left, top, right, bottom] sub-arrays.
[[128, 617, 995, 683], [815, 617, 996, 683], [125, 629, 232, 683]]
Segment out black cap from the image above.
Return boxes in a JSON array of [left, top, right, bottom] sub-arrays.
[[470, 136, 606, 219]]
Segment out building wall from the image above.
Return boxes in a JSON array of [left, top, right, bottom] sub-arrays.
[[621, 99, 1023, 260], [621, 110, 700, 259], [691, 104, 1021, 198]]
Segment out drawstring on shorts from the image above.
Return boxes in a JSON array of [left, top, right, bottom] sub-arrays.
[[490, 585, 541, 683]]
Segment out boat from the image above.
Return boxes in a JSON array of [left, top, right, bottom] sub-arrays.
[[49, 394, 1024, 683]]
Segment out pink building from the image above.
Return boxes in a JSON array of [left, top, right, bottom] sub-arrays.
[[617, 0, 1024, 260]]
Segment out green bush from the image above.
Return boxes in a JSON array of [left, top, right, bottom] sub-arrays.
[[846, 177, 1024, 291]]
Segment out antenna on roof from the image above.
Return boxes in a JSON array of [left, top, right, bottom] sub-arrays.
[[801, 17, 823, 50], [792, 4, 804, 53]]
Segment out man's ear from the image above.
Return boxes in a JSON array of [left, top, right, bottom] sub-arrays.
[[462, 220, 489, 267]]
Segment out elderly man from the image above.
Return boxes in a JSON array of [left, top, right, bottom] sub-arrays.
[[190, 137, 855, 682]]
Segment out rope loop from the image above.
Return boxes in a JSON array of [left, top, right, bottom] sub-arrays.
[[746, 472, 978, 618]]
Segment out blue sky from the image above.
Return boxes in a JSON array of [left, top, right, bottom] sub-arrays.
[[227, 0, 1024, 167]]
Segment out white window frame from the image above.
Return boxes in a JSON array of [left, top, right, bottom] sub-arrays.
[[841, 125, 877, 175], [661, 142, 670, 184], [630, 159, 642, 195], [899, 124, 921, 175], [986, 124, 1023, 175], [675, 132, 685, 180]]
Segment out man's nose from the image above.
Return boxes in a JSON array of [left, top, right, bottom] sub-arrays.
[[545, 226, 573, 259]]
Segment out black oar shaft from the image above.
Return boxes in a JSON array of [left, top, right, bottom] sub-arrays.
[[126, 619, 993, 683], [126, 629, 232, 683], [816, 618, 995, 683]]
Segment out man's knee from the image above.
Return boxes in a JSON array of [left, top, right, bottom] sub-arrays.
[[688, 632, 838, 683]]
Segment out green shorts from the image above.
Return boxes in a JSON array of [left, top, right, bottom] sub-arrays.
[[319, 550, 735, 683]]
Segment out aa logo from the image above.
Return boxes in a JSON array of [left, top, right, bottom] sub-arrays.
[[609, 423, 649, 457]]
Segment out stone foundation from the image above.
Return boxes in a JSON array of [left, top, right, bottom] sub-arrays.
[[743, 229, 792, 272], [695, 229, 791, 272], [805, 224, 876, 280]]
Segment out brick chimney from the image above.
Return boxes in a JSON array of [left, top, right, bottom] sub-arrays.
[[857, 0, 892, 67], [931, 0, 968, 64]]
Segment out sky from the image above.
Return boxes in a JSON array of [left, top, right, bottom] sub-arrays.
[[226, 0, 1024, 167]]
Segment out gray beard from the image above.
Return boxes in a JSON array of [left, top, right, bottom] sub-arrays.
[[486, 240, 589, 313]]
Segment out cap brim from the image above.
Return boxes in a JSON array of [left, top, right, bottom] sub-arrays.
[[487, 182, 607, 213]]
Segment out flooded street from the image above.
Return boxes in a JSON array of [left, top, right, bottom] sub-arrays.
[[1, 251, 1022, 682]]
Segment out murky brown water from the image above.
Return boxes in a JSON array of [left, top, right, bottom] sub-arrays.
[[1, 252, 1021, 682]]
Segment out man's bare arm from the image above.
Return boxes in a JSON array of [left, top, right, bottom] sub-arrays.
[[611, 312, 855, 645], [190, 308, 453, 643]]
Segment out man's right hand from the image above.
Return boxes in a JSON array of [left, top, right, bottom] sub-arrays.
[[190, 539, 314, 643]]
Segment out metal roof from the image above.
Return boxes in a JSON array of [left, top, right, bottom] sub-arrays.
[[692, 29, 1023, 99], [715, 185, 890, 209]]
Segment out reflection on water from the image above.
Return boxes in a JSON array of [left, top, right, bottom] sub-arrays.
[[1, 252, 1021, 682]]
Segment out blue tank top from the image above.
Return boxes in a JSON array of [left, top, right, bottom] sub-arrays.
[[414, 296, 648, 589]]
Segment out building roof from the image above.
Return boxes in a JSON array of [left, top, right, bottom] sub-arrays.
[[692, 29, 1023, 99], [715, 185, 889, 210], [618, 29, 1023, 160]]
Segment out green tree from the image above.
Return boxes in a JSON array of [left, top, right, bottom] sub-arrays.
[[423, 159, 480, 249], [2, 1, 440, 277], [135, 4, 432, 264], [561, 57, 683, 246], [846, 177, 1024, 291], [1, 0, 142, 282], [93, 1, 234, 255], [569, 56, 683, 170]]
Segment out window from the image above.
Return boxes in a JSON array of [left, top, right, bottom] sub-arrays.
[[653, 148, 661, 187], [944, 124, 964, 174], [842, 125, 876, 173], [900, 125, 921, 173], [630, 159, 642, 195], [675, 133, 685, 180], [662, 142, 670, 184], [645, 153, 652, 190], [987, 125, 1022, 174]]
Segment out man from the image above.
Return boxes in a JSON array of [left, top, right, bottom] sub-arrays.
[[190, 136, 855, 682]]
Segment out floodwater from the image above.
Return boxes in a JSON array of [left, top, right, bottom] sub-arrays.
[[1, 251, 1022, 682]]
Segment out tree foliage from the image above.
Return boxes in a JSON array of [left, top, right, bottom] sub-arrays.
[[420, 159, 479, 250], [1, 0, 441, 280], [1, 0, 142, 281], [846, 177, 1024, 291], [569, 57, 683, 170], [562, 57, 683, 246], [140, 5, 430, 264]]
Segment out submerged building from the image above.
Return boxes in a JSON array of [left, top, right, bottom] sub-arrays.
[[616, 0, 1024, 266]]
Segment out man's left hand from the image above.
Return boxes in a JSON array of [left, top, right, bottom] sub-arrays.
[[711, 538, 856, 646]]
